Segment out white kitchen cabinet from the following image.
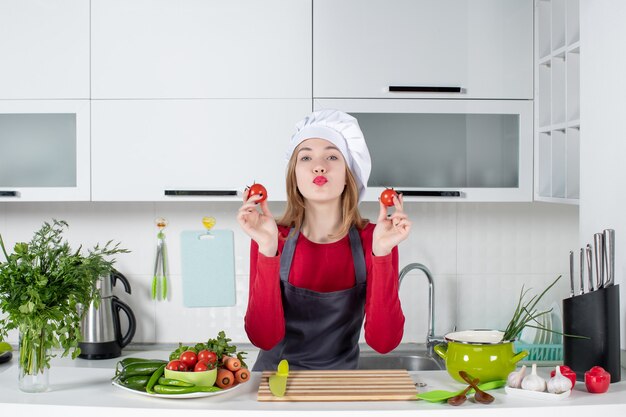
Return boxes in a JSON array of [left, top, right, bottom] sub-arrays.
[[0, 100, 90, 201], [91, 0, 311, 99], [314, 0, 533, 99], [534, 0, 580, 204], [91, 99, 312, 201], [0, 0, 89, 99], [316, 99, 533, 202]]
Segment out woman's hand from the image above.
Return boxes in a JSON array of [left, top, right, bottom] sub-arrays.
[[237, 188, 279, 257], [372, 193, 411, 256]]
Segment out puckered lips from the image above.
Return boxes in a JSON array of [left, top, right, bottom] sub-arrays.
[[313, 176, 328, 186]]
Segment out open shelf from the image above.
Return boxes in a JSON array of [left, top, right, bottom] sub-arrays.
[[534, 0, 580, 205]]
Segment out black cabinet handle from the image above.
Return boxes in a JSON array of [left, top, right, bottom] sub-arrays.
[[164, 190, 238, 197], [389, 86, 462, 93], [396, 190, 461, 197], [0, 191, 18, 197]]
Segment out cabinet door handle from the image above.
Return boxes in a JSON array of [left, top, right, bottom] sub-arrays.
[[0, 191, 18, 197], [396, 190, 461, 197], [389, 86, 463, 93], [164, 190, 238, 197]]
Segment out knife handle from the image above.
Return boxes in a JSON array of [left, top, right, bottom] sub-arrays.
[[579, 248, 585, 295], [603, 229, 615, 287], [586, 244, 594, 292], [594, 233, 604, 290], [569, 250, 575, 297]]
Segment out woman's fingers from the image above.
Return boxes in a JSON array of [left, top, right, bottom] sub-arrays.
[[259, 200, 273, 218], [393, 193, 404, 211], [377, 198, 388, 223]]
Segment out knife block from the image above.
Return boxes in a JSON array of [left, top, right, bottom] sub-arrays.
[[562, 284, 621, 382]]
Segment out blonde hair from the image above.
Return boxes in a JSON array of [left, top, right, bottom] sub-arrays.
[[278, 151, 369, 240]]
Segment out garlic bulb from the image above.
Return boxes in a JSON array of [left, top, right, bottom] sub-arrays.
[[507, 365, 527, 388], [521, 363, 547, 392], [547, 365, 573, 394]]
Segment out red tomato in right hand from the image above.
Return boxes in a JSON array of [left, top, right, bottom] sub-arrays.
[[380, 188, 398, 207], [248, 182, 268, 203], [166, 360, 188, 372], [197, 349, 218, 366], [179, 350, 198, 369]]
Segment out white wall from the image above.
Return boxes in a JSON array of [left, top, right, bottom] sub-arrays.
[[580, 1, 626, 348], [0, 201, 578, 346]]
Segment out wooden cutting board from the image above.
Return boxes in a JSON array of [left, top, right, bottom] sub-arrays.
[[257, 369, 417, 402]]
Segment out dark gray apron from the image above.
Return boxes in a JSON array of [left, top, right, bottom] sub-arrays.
[[252, 226, 367, 371]]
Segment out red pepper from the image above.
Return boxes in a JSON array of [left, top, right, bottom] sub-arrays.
[[551, 365, 577, 388], [585, 366, 611, 394]]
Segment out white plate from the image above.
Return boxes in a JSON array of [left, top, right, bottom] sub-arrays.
[[539, 313, 552, 344], [112, 379, 244, 399], [533, 315, 545, 344], [520, 324, 537, 344], [505, 386, 571, 400], [549, 301, 563, 344]]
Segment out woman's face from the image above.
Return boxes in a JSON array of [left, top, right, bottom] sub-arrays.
[[294, 138, 347, 203]]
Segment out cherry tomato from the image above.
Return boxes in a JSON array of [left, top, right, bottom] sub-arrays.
[[551, 365, 577, 388], [248, 182, 267, 203], [166, 360, 188, 372], [585, 366, 611, 393], [179, 350, 198, 369], [380, 188, 398, 207], [194, 361, 210, 372], [197, 349, 218, 366]]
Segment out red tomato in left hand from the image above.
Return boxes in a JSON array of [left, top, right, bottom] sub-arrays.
[[380, 188, 398, 207], [248, 182, 267, 203]]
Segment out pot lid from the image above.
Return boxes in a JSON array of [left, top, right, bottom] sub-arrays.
[[444, 330, 509, 344]]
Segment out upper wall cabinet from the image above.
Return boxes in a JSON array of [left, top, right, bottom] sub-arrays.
[[91, 99, 311, 201], [0, 0, 89, 99], [91, 0, 312, 99], [0, 100, 91, 201], [314, 0, 533, 99]]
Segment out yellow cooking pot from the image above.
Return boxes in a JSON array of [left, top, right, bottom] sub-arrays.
[[434, 330, 528, 383]]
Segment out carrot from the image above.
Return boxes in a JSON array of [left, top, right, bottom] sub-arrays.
[[234, 368, 250, 383], [216, 368, 234, 388], [222, 355, 241, 372]]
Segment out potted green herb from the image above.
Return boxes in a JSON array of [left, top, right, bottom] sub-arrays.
[[0, 220, 128, 392]]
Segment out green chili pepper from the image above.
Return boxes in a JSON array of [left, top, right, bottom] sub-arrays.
[[152, 384, 222, 395], [146, 364, 166, 394], [157, 377, 194, 387], [119, 361, 168, 379]]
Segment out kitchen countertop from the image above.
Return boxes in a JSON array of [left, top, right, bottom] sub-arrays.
[[1, 349, 626, 417]]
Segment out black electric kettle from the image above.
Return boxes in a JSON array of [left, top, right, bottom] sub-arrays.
[[78, 270, 136, 359]]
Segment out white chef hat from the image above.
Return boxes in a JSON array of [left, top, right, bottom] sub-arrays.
[[287, 109, 371, 202]]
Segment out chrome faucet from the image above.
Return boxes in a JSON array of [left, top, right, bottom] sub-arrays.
[[399, 263, 444, 357]]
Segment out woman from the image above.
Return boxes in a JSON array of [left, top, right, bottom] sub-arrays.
[[237, 110, 411, 371]]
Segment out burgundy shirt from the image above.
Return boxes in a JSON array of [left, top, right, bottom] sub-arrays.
[[245, 223, 405, 354]]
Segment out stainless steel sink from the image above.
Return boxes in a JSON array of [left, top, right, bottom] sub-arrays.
[[357, 354, 443, 371]]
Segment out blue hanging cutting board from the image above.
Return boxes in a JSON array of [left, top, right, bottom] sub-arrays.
[[180, 229, 236, 307]]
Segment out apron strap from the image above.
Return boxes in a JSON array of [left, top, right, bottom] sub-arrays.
[[279, 228, 299, 283], [279, 226, 367, 285], [348, 227, 367, 285]]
